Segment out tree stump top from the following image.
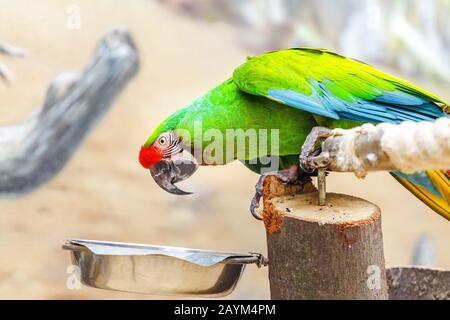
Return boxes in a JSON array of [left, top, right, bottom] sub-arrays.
[[273, 192, 380, 226]]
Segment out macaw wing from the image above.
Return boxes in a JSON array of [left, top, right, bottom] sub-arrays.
[[233, 48, 449, 124], [233, 48, 450, 220]]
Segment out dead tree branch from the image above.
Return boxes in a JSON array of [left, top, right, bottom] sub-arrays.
[[0, 28, 139, 195], [0, 42, 26, 83], [312, 118, 450, 178], [0, 43, 27, 57]]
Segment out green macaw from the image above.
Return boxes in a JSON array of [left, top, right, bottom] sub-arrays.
[[139, 48, 450, 221]]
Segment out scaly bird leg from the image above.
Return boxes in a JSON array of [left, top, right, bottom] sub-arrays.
[[250, 166, 300, 220], [299, 126, 333, 206], [299, 126, 333, 172]]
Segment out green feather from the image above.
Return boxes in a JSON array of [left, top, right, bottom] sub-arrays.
[[145, 79, 317, 164], [233, 48, 449, 106], [145, 48, 448, 165]]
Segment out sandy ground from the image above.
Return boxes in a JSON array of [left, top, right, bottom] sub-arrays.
[[0, 0, 449, 299]]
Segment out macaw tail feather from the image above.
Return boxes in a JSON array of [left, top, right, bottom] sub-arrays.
[[391, 169, 450, 220]]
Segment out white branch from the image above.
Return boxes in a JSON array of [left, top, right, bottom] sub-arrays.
[[0, 61, 15, 83], [0, 43, 27, 57], [317, 118, 450, 178], [0, 28, 139, 195], [0, 42, 27, 83]]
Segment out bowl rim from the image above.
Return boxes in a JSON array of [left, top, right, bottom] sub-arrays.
[[62, 238, 265, 266]]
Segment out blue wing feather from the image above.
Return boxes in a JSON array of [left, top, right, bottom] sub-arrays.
[[267, 79, 447, 124], [266, 79, 448, 200], [268, 89, 340, 119]]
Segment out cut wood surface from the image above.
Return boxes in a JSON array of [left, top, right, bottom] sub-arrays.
[[263, 176, 388, 299]]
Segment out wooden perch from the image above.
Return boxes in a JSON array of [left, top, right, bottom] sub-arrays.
[[263, 176, 388, 299], [0, 28, 139, 195], [262, 177, 450, 300], [387, 267, 450, 300], [310, 118, 450, 178], [262, 119, 450, 299]]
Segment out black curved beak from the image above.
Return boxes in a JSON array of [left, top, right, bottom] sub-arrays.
[[149, 150, 198, 195]]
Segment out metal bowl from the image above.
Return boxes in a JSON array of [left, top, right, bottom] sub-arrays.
[[63, 239, 266, 297]]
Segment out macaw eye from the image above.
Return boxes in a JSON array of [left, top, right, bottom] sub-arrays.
[[159, 136, 167, 146]]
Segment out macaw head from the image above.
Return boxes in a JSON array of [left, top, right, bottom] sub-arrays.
[[139, 130, 198, 195]]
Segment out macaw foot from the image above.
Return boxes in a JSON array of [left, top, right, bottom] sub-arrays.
[[299, 126, 333, 173], [300, 126, 333, 206], [250, 166, 305, 220]]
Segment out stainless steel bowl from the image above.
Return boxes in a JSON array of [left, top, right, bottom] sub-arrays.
[[63, 239, 267, 297]]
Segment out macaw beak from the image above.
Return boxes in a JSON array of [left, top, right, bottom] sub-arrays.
[[149, 149, 198, 195]]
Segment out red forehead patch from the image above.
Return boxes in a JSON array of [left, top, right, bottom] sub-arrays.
[[139, 145, 163, 169]]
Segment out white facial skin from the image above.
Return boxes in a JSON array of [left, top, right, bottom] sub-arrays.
[[155, 131, 183, 159], [154, 132, 173, 150]]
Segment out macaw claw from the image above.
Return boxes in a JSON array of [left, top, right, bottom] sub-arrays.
[[250, 166, 299, 220], [250, 175, 265, 220], [299, 126, 333, 172], [300, 126, 333, 206]]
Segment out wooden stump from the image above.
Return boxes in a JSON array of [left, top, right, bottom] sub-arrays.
[[387, 267, 450, 300], [263, 176, 388, 300]]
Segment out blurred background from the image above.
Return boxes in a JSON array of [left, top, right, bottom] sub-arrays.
[[0, 0, 449, 299]]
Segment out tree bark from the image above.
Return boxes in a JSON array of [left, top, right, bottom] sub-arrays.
[[387, 267, 450, 300], [263, 176, 388, 299]]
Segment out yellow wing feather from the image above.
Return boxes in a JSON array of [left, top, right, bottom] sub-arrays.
[[392, 169, 450, 220]]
